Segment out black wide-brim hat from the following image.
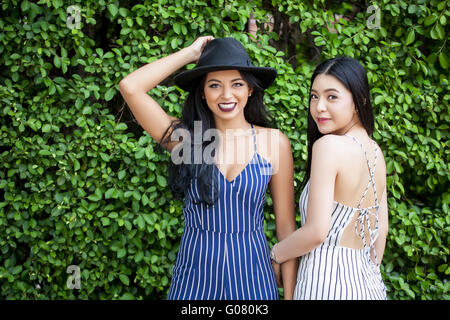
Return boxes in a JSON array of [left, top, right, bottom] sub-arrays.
[[174, 37, 277, 92]]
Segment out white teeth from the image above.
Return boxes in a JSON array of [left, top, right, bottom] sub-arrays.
[[218, 103, 236, 109]]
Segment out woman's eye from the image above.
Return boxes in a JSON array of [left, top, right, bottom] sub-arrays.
[[328, 95, 337, 100], [310, 94, 318, 100], [208, 83, 220, 88], [233, 82, 244, 87]]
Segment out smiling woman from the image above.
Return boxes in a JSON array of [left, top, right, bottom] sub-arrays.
[[309, 75, 359, 135], [204, 70, 252, 118], [118, 37, 298, 300], [271, 57, 388, 300]]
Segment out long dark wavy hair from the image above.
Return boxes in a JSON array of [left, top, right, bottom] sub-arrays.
[[160, 70, 275, 206], [303, 57, 375, 187]]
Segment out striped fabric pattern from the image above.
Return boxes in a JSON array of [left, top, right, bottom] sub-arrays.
[[294, 135, 387, 300], [167, 125, 278, 300]]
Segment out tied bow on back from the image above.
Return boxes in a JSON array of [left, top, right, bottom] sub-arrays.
[[355, 206, 381, 273]]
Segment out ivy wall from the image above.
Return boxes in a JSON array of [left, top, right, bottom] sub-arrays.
[[0, 0, 448, 299]]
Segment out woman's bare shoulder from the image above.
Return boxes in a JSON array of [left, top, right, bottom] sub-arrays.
[[253, 126, 291, 149], [313, 134, 355, 154], [253, 126, 292, 167]]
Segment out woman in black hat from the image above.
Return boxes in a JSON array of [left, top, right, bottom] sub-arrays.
[[119, 36, 297, 300]]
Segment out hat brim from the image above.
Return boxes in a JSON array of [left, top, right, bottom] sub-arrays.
[[174, 65, 277, 92]]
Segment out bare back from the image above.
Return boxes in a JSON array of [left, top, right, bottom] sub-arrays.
[[334, 134, 387, 254]]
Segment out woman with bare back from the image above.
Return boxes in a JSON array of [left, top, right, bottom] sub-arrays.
[[119, 36, 298, 300], [270, 57, 388, 300]]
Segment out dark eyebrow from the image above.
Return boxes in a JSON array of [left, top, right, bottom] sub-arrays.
[[207, 78, 244, 83], [311, 88, 340, 93]]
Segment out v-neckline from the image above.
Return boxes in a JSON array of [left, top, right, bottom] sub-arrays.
[[214, 153, 257, 184]]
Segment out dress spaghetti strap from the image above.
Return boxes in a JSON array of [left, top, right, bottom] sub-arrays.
[[250, 123, 257, 153]]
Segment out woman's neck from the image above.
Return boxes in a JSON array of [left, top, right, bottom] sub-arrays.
[[344, 123, 368, 139], [214, 116, 252, 135]]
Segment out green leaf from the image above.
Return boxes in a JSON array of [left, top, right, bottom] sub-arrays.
[[120, 292, 134, 300], [82, 106, 92, 115], [173, 23, 181, 34], [53, 0, 62, 9], [39, 149, 52, 156], [374, 95, 385, 105], [134, 251, 144, 263], [118, 170, 126, 180], [406, 30, 415, 45], [156, 175, 167, 187], [119, 274, 130, 286], [435, 23, 445, 40], [136, 215, 145, 229], [42, 124, 52, 132], [424, 15, 438, 27], [21, 0, 30, 11], [73, 159, 80, 171], [439, 52, 448, 69], [105, 188, 118, 199], [101, 217, 110, 226], [116, 123, 127, 131], [88, 188, 103, 202], [53, 56, 61, 68], [107, 4, 118, 17], [105, 87, 116, 101], [132, 190, 141, 201], [171, 38, 178, 49], [181, 24, 187, 35], [142, 193, 149, 206], [100, 152, 110, 162], [135, 148, 145, 159]]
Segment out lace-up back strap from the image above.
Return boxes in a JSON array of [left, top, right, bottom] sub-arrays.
[[344, 134, 381, 270], [344, 134, 379, 209]]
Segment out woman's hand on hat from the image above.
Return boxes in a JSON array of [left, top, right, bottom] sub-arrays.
[[186, 36, 214, 63]]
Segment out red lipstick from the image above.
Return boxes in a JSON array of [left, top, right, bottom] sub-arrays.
[[317, 117, 330, 124]]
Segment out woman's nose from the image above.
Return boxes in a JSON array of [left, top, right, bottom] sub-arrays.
[[316, 98, 327, 112], [221, 85, 233, 99]]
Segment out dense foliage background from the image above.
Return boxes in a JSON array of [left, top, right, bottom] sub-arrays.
[[0, 0, 448, 300]]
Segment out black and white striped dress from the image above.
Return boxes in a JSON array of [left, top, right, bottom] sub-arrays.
[[293, 134, 387, 300]]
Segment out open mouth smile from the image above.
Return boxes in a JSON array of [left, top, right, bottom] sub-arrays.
[[218, 103, 237, 112]]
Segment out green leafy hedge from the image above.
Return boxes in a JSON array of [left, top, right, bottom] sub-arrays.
[[0, 0, 448, 300]]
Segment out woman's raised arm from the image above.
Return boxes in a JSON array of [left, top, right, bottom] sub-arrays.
[[118, 36, 214, 151]]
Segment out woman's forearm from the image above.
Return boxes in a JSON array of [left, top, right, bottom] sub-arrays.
[[275, 225, 325, 264], [281, 259, 297, 299], [119, 47, 195, 94], [276, 221, 299, 300]]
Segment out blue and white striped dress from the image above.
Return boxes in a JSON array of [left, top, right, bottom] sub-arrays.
[[167, 124, 278, 300], [293, 134, 387, 300]]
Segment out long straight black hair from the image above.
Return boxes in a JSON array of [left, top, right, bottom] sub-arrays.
[[160, 70, 275, 206], [303, 57, 375, 187]]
